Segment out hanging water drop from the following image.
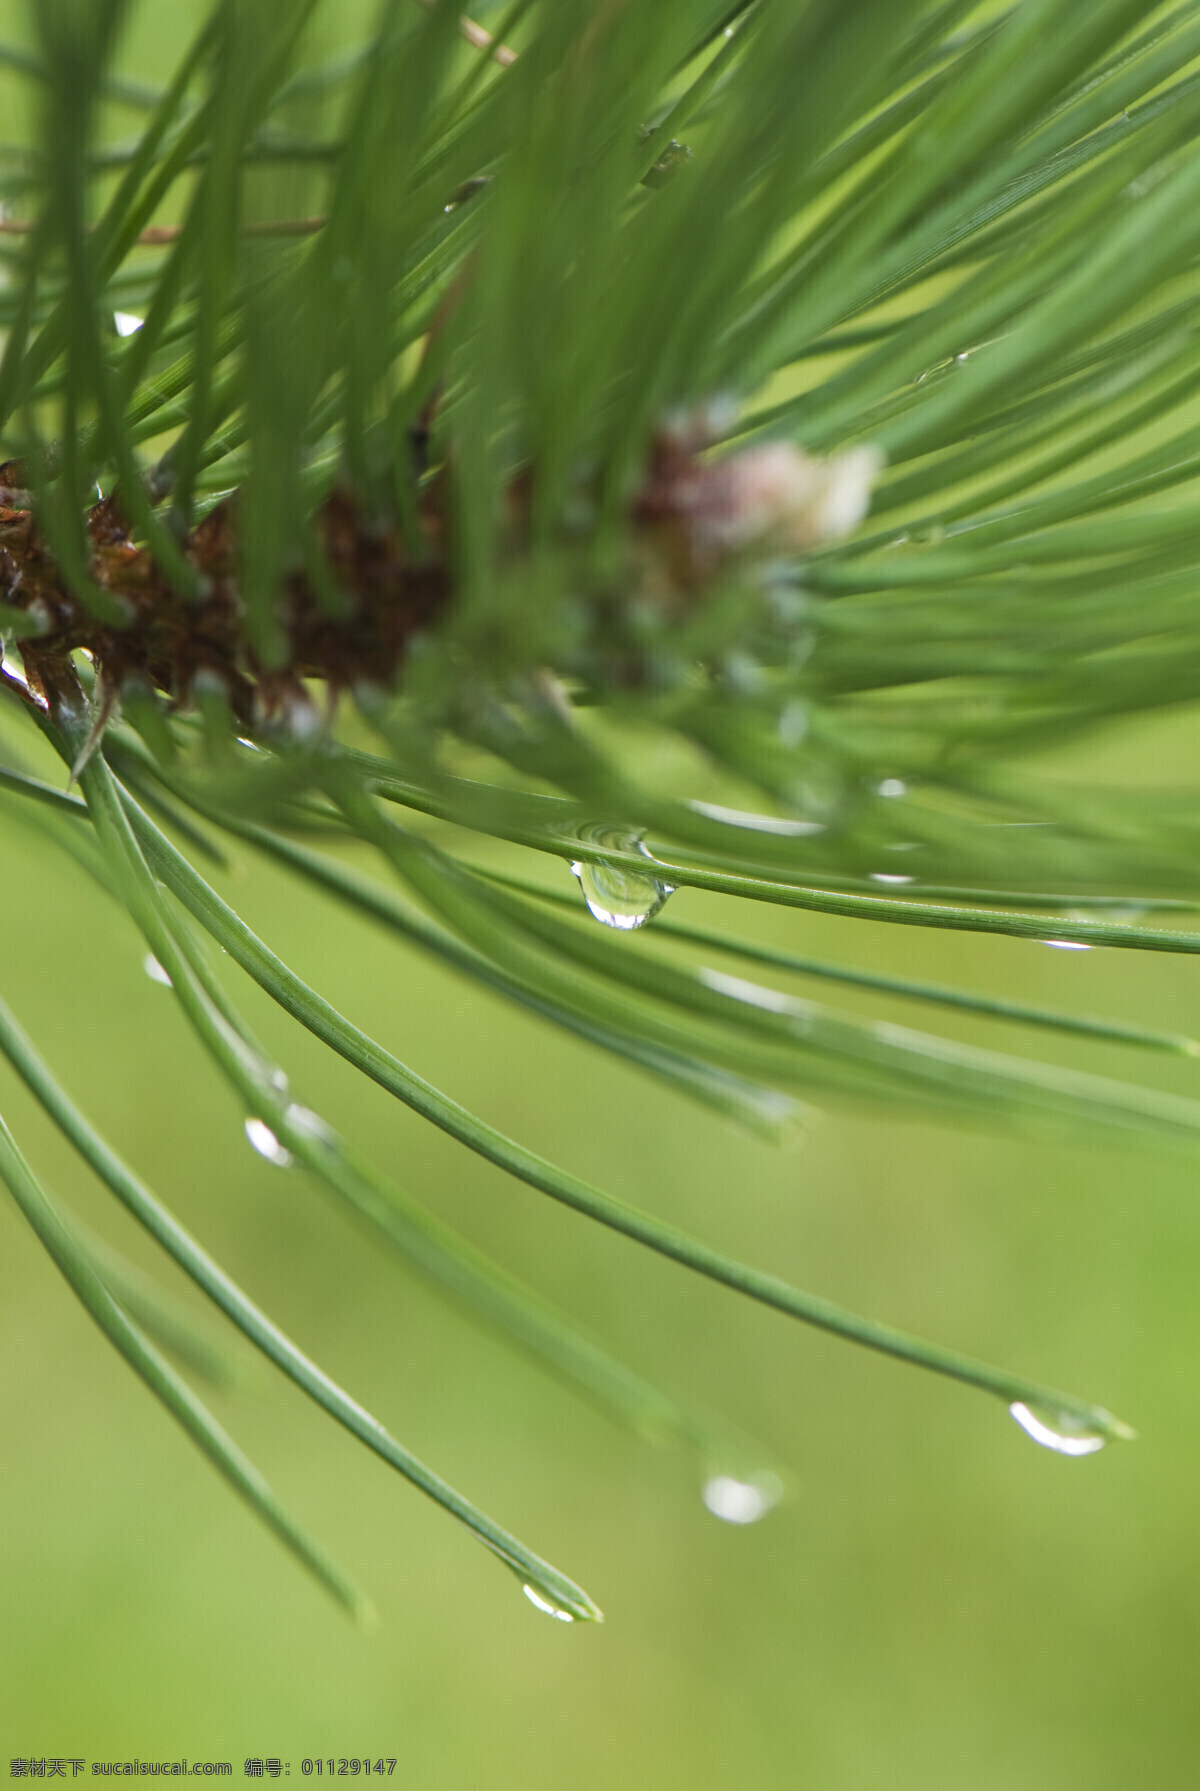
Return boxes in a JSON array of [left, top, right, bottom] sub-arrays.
[[570, 826, 676, 930], [702, 1471, 784, 1525], [143, 953, 172, 987], [1008, 1402, 1106, 1456], [522, 1584, 575, 1622], [244, 1117, 293, 1168]]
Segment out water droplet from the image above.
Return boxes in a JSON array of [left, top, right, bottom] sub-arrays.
[[143, 953, 172, 987], [284, 1102, 335, 1143], [570, 826, 676, 930], [641, 139, 693, 190], [522, 1584, 575, 1622], [444, 176, 489, 212], [1008, 1402, 1106, 1456], [1041, 940, 1092, 951], [244, 1117, 293, 1168], [702, 1471, 784, 1525], [877, 778, 907, 798], [870, 872, 914, 885]]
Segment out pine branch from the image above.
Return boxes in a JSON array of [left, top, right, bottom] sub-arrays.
[[3, 0, 1200, 1620]]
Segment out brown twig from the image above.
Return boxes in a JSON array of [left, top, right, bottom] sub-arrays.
[[457, 13, 518, 67], [412, 2, 518, 66]]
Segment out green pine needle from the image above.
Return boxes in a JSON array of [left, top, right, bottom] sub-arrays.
[[6, 0, 1200, 1618]]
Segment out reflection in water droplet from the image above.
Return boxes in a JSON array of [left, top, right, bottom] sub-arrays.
[[244, 1117, 294, 1168], [113, 311, 144, 337], [143, 953, 172, 987], [870, 872, 914, 885], [522, 1584, 575, 1622], [702, 1471, 784, 1525], [570, 826, 676, 930], [877, 778, 907, 798], [1042, 940, 1092, 951], [1008, 1402, 1106, 1456]]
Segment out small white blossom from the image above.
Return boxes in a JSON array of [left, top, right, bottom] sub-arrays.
[[716, 441, 884, 553]]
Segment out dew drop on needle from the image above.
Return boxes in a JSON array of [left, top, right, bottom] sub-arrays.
[[702, 1471, 784, 1524], [244, 1117, 294, 1169], [570, 826, 675, 930], [522, 1585, 575, 1622], [1008, 1402, 1106, 1456]]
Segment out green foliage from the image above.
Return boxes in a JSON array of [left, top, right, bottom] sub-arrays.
[[2, 0, 1200, 1619]]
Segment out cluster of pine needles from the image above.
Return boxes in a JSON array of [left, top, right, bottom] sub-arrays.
[[2, 0, 1200, 1620]]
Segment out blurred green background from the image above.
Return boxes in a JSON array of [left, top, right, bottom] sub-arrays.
[[4, 707, 1200, 1787], [4, 3, 1200, 1785]]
